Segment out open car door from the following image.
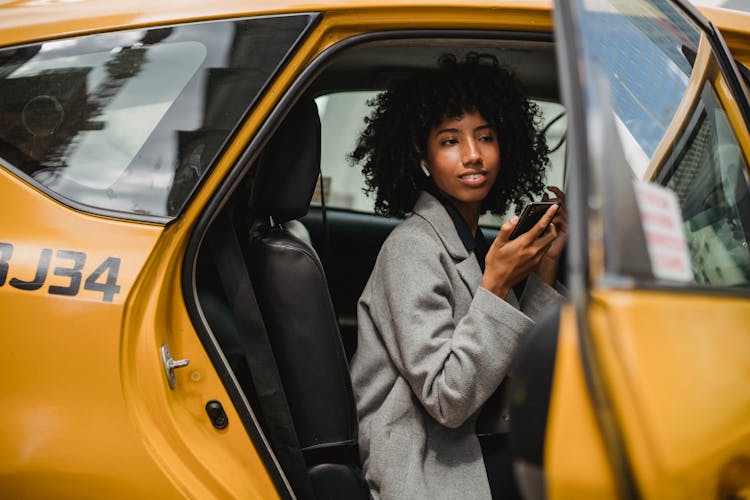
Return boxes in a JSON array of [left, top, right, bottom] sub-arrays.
[[551, 0, 750, 497]]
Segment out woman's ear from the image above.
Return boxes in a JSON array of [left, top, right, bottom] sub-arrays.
[[420, 159, 430, 177]]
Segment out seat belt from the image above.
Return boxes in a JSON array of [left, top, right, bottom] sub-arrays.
[[209, 212, 315, 500]]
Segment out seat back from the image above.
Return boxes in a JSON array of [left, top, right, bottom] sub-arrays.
[[248, 98, 368, 498]]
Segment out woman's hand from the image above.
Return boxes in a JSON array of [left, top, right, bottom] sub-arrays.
[[481, 204, 559, 298], [535, 186, 569, 285], [541, 186, 568, 259]]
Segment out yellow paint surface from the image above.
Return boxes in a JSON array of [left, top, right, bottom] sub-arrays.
[[588, 290, 750, 498]]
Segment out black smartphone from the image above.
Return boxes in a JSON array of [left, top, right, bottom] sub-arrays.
[[508, 201, 558, 240]]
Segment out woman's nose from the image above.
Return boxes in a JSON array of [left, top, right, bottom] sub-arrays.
[[462, 139, 481, 164]]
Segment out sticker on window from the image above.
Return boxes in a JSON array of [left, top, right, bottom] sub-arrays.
[[633, 181, 693, 282]]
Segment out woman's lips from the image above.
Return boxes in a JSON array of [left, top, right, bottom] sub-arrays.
[[458, 171, 487, 187]]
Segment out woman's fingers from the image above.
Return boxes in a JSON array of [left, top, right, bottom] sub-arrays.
[[536, 221, 557, 249], [551, 206, 567, 228], [556, 213, 568, 233], [495, 215, 519, 244], [547, 185, 565, 201], [522, 203, 558, 241], [484, 210, 559, 294]]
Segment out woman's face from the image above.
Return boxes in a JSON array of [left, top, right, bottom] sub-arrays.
[[423, 109, 500, 219]]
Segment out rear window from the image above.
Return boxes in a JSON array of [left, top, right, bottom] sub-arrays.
[[0, 15, 313, 220]]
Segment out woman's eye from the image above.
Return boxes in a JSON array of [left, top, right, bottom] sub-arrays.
[[479, 134, 495, 142], [441, 138, 458, 146]]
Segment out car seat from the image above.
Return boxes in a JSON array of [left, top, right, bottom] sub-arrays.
[[246, 97, 369, 499]]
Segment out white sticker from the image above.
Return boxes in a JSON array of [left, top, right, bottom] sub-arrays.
[[633, 181, 693, 282]]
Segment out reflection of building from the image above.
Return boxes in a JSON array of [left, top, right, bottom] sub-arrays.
[[583, 4, 699, 156], [0, 17, 310, 217], [0, 68, 89, 174], [168, 18, 309, 214]]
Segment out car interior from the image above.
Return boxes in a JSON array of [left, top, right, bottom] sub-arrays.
[[190, 35, 565, 499]]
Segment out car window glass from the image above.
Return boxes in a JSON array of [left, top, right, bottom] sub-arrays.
[[656, 84, 750, 286], [315, 91, 376, 212], [0, 15, 312, 219], [576, 0, 701, 175], [574, 0, 750, 287], [314, 91, 567, 227]]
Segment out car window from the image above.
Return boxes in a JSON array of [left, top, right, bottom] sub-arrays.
[[313, 91, 566, 226], [0, 15, 313, 220], [656, 84, 750, 285], [315, 91, 376, 212], [574, 0, 750, 287]]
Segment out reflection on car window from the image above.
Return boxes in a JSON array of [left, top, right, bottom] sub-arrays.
[[656, 85, 750, 286], [0, 15, 312, 219], [578, 0, 701, 177], [314, 92, 566, 227], [577, 0, 750, 287]]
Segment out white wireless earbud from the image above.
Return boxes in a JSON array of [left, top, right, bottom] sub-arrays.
[[420, 160, 430, 177]]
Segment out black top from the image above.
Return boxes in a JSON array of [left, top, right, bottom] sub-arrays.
[[428, 189, 490, 272]]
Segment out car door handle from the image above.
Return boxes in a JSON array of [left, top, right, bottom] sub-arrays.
[[160, 344, 190, 390]]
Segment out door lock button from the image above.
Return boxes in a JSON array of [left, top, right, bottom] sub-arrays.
[[205, 400, 229, 430]]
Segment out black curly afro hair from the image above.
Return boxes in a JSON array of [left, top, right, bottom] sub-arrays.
[[350, 52, 550, 218]]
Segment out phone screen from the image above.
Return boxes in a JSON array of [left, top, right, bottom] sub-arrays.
[[508, 202, 557, 240]]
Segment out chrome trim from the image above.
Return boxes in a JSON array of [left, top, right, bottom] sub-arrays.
[[160, 344, 190, 390]]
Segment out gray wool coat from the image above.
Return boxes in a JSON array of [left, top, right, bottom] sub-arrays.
[[350, 191, 562, 500]]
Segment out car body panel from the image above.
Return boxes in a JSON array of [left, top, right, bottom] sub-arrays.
[[589, 290, 750, 498], [546, 292, 750, 499], [0, 144, 279, 499], [120, 218, 280, 499], [0, 166, 180, 497], [544, 304, 616, 499]]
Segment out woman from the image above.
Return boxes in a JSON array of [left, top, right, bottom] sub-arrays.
[[349, 53, 567, 499]]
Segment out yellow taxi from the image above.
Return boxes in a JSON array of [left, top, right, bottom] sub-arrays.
[[0, 0, 749, 498]]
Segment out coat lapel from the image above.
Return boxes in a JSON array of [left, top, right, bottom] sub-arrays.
[[454, 258, 483, 298], [412, 192, 483, 297]]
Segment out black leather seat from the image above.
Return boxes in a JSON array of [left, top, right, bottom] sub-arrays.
[[247, 98, 369, 499]]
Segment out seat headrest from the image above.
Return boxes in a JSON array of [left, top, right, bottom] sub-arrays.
[[253, 98, 321, 223]]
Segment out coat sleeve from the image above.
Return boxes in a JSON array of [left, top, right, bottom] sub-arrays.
[[518, 273, 565, 322], [368, 231, 538, 429]]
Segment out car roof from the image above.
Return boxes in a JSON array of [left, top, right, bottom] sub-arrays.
[[1, 1, 747, 76], [0, 0, 553, 46], [2, 1, 748, 49]]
